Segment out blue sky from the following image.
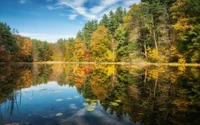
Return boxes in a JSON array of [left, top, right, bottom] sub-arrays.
[[0, 0, 140, 42]]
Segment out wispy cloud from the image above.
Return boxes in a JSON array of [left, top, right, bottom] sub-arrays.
[[68, 14, 77, 20], [19, 0, 27, 4], [89, 0, 120, 14], [48, 0, 140, 20], [59, 13, 66, 16], [57, 0, 96, 20], [57, 0, 86, 8], [47, 5, 63, 10], [59, 13, 78, 20], [124, 0, 140, 6], [20, 32, 75, 43]]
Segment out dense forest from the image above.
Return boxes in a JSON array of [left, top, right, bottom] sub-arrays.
[[0, 0, 199, 63]]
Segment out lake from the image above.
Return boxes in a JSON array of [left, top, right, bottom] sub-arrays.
[[0, 64, 200, 125]]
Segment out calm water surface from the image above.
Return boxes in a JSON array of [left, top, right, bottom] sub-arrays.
[[0, 64, 200, 125]]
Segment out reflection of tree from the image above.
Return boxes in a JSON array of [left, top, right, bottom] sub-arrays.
[[80, 65, 142, 119], [0, 64, 200, 124], [0, 64, 32, 116], [135, 66, 175, 124], [71, 64, 200, 124], [107, 66, 139, 118], [134, 66, 200, 125], [65, 65, 89, 88], [89, 65, 114, 101], [172, 67, 200, 124], [32, 64, 52, 85]]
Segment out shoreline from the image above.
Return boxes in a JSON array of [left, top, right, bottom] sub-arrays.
[[0, 61, 200, 66]]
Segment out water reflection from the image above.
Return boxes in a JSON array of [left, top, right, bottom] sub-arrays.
[[0, 64, 200, 125]]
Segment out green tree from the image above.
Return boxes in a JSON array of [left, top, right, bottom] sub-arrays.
[[108, 10, 119, 62], [65, 37, 75, 61], [0, 22, 18, 61], [114, 24, 130, 61], [82, 20, 98, 48], [108, 10, 118, 34], [170, 0, 200, 63], [76, 31, 83, 39], [99, 14, 109, 28], [32, 40, 51, 61]]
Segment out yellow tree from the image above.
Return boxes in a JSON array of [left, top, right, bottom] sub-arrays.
[[90, 65, 112, 101], [90, 25, 113, 62], [74, 38, 87, 61], [49, 43, 63, 61], [170, 0, 193, 40], [74, 66, 87, 89], [16, 36, 33, 62]]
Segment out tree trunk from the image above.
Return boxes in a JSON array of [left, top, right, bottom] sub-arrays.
[[144, 42, 148, 60], [151, 14, 158, 53], [165, 6, 173, 62], [144, 68, 147, 83], [153, 74, 158, 98], [111, 64, 115, 87], [112, 34, 115, 62]]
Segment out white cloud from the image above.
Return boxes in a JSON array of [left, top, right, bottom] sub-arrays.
[[124, 0, 140, 6], [50, 0, 140, 20], [90, 0, 120, 14], [19, 0, 27, 4], [97, 5, 119, 19], [57, 0, 96, 20], [59, 13, 66, 16], [89, 6, 105, 14], [57, 0, 86, 7], [47, 5, 63, 10], [20, 33, 75, 43], [93, 0, 140, 20], [68, 14, 77, 20]]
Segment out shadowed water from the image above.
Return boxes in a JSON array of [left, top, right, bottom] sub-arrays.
[[0, 64, 200, 125]]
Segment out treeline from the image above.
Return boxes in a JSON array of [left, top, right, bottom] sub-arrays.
[[0, 22, 48, 62], [0, 22, 65, 62], [0, 0, 199, 63]]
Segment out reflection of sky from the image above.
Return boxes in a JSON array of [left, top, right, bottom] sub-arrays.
[[22, 81, 74, 91], [1, 81, 136, 125], [1, 81, 83, 124]]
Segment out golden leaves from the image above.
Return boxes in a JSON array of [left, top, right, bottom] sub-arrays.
[[90, 26, 112, 61], [170, 0, 193, 38], [147, 47, 160, 62]]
